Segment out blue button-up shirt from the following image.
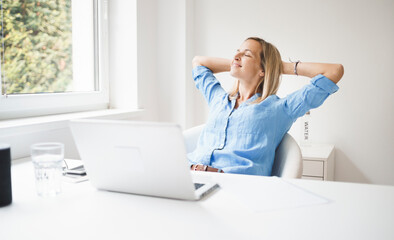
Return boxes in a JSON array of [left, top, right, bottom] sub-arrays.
[[187, 66, 339, 176]]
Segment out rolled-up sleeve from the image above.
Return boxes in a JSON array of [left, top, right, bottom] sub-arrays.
[[283, 74, 339, 120], [193, 66, 226, 108]]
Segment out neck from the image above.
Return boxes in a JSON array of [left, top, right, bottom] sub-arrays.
[[237, 81, 258, 102]]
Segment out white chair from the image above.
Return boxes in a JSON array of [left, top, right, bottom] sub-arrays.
[[183, 125, 303, 178]]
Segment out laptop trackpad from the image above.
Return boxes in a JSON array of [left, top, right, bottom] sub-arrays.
[[111, 146, 145, 173]]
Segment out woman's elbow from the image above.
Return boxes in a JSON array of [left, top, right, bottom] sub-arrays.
[[192, 56, 203, 68], [337, 64, 345, 82], [329, 64, 344, 84]]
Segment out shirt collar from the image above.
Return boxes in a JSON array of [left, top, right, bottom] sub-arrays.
[[232, 92, 262, 105], [245, 92, 261, 103]]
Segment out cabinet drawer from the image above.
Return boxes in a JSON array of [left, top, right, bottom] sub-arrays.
[[303, 160, 324, 177], [302, 176, 324, 181]]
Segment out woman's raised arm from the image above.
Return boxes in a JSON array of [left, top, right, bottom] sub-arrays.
[[192, 56, 232, 74], [282, 61, 344, 84]]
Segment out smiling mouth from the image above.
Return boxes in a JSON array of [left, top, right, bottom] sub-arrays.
[[232, 62, 242, 68]]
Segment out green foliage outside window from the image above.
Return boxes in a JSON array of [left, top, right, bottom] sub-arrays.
[[1, 0, 72, 94]]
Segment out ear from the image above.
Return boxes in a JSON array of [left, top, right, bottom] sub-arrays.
[[259, 71, 265, 77]]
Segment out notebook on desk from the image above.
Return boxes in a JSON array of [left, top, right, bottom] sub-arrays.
[[69, 119, 219, 200]]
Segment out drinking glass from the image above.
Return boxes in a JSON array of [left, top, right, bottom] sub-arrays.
[[31, 142, 64, 197]]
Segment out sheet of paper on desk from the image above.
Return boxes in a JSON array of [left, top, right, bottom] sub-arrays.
[[220, 177, 330, 212]]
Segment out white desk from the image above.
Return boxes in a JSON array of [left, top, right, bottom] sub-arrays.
[[1, 159, 394, 240]]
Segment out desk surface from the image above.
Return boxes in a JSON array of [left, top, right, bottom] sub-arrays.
[[1, 159, 394, 240]]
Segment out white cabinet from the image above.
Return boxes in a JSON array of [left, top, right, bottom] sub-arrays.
[[300, 144, 335, 181]]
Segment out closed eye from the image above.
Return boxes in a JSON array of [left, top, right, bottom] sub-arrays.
[[236, 49, 252, 57]]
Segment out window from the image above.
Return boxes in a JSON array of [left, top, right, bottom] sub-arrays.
[[0, 0, 108, 120]]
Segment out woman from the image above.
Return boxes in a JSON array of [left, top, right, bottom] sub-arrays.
[[188, 37, 344, 176]]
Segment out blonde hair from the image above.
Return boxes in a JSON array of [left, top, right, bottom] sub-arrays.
[[229, 37, 283, 104]]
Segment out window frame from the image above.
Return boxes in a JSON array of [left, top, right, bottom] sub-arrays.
[[0, 0, 109, 120]]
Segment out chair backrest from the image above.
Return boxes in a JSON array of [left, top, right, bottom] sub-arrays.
[[183, 124, 206, 154], [183, 125, 302, 178], [271, 133, 303, 178]]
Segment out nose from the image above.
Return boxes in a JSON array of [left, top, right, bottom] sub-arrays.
[[234, 52, 241, 61]]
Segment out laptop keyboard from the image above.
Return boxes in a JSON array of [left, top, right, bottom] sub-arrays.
[[194, 183, 205, 190]]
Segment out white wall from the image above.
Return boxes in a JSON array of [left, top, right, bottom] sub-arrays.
[[154, 0, 197, 129], [136, 0, 159, 122], [109, 0, 195, 129], [109, 0, 138, 110], [190, 0, 394, 185], [110, 0, 161, 122], [156, 0, 186, 127]]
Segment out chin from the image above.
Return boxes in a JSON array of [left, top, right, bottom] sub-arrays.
[[230, 69, 239, 78]]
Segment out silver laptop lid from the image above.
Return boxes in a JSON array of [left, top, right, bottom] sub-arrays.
[[69, 119, 199, 200]]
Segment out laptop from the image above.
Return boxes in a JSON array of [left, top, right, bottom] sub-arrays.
[[69, 119, 219, 200]]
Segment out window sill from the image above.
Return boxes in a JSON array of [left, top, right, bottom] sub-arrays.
[[0, 108, 145, 131], [0, 108, 145, 160]]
